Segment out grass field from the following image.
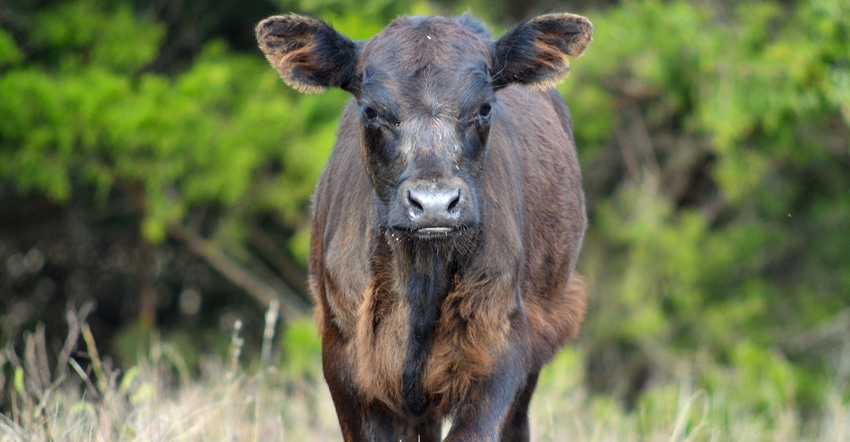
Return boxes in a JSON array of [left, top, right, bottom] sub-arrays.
[[2, 305, 848, 441]]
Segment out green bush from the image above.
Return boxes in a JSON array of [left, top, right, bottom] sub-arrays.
[[562, 0, 849, 412]]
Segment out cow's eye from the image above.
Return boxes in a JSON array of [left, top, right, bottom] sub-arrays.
[[364, 106, 378, 120], [478, 103, 492, 118]]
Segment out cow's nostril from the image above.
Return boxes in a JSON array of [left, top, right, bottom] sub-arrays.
[[447, 191, 460, 214], [407, 190, 424, 216]]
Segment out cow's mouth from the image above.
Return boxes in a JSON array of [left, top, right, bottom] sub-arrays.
[[388, 225, 462, 241], [415, 226, 454, 237]]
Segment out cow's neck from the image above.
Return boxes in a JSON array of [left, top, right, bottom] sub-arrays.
[[396, 240, 456, 415]]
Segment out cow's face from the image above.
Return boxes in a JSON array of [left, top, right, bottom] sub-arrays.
[[257, 13, 592, 239], [355, 17, 494, 239]]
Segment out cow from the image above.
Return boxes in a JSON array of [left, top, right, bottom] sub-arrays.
[[256, 11, 592, 441]]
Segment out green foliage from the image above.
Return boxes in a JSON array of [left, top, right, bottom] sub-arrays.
[[564, 0, 850, 413], [278, 318, 322, 381], [0, 28, 22, 67], [30, 0, 163, 73]]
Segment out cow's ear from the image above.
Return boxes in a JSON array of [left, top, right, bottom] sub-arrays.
[[491, 13, 592, 89], [256, 15, 360, 94]]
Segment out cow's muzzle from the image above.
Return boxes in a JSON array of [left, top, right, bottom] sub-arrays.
[[391, 178, 476, 238]]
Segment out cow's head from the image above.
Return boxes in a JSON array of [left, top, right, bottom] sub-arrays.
[[257, 13, 591, 240]]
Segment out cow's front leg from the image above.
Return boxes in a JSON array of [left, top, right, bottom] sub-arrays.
[[444, 347, 527, 441], [323, 342, 403, 441], [322, 327, 369, 441], [323, 329, 442, 442], [499, 370, 540, 441]]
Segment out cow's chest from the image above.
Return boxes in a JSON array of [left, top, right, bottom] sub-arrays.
[[351, 258, 519, 414]]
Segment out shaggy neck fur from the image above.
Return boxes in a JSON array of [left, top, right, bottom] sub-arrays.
[[390, 232, 469, 415]]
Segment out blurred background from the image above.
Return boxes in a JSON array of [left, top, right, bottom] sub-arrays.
[[1, 0, 848, 433]]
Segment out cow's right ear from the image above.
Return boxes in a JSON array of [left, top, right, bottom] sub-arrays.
[[256, 15, 359, 94], [492, 13, 592, 89]]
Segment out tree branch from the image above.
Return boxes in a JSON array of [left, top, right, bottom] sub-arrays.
[[168, 223, 309, 322]]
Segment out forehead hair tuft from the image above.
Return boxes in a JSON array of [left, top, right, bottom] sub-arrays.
[[360, 16, 491, 73]]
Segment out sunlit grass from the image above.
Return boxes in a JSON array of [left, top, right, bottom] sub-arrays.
[[1, 304, 847, 441]]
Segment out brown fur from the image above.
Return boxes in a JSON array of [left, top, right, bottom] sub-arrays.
[[258, 12, 592, 441]]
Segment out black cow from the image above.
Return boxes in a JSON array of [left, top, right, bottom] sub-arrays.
[[257, 12, 592, 441]]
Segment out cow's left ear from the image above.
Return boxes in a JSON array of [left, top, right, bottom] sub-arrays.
[[492, 13, 592, 89], [256, 15, 360, 94]]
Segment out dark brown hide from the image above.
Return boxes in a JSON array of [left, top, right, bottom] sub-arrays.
[[258, 12, 591, 442]]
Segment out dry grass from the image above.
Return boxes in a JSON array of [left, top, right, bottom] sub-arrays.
[[1, 304, 848, 441], [0, 302, 338, 441]]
